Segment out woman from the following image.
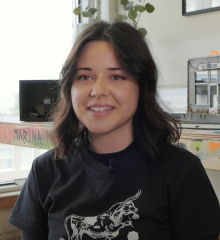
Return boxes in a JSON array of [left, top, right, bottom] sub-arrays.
[[9, 20, 220, 240]]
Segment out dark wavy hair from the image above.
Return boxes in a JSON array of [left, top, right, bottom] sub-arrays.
[[49, 19, 181, 164]]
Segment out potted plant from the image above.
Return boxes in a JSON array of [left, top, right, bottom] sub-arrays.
[[73, 0, 155, 37]]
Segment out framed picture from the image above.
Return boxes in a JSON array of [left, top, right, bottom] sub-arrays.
[[19, 80, 60, 122], [182, 0, 220, 16]]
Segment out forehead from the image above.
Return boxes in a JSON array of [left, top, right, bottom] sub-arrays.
[[77, 41, 120, 67]]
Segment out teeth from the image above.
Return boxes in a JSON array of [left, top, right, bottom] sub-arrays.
[[90, 107, 113, 112]]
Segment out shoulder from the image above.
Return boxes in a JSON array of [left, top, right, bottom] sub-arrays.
[[152, 143, 202, 184], [164, 143, 199, 170], [32, 148, 56, 172], [29, 147, 83, 195], [31, 147, 82, 179], [166, 145, 220, 239], [166, 143, 198, 160]]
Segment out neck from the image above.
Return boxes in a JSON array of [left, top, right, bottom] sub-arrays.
[[88, 120, 134, 154]]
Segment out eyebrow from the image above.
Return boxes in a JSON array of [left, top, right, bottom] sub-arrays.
[[76, 67, 124, 72]]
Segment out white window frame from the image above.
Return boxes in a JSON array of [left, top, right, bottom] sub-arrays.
[[19, 146, 35, 171], [0, 144, 14, 172], [0, 144, 39, 183]]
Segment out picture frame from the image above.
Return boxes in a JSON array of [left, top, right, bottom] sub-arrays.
[[19, 80, 60, 122], [182, 0, 220, 16]]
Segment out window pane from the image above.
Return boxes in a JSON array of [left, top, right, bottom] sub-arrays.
[[186, 0, 220, 12], [186, 0, 196, 12], [218, 85, 220, 103], [0, 159, 12, 170], [213, 0, 220, 7], [0, 148, 12, 159], [218, 70, 220, 83], [195, 71, 209, 83], [195, 85, 208, 104], [158, 88, 187, 113], [210, 70, 218, 83], [20, 147, 33, 167], [210, 85, 217, 108], [0, 144, 50, 182], [0, 0, 72, 121]]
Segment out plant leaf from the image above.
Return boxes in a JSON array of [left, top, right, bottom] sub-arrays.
[[145, 3, 155, 13], [134, 4, 145, 12], [138, 28, 147, 37], [82, 11, 93, 17], [116, 14, 128, 20], [90, 16, 100, 24], [73, 7, 81, 15], [126, 2, 133, 10], [85, 5, 89, 10], [88, 8, 97, 15], [121, 0, 129, 7], [128, 9, 138, 20]]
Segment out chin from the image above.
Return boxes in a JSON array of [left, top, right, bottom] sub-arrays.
[[87, 126, 114, 135]]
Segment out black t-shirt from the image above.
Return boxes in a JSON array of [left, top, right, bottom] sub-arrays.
[[85, 138, 135, 167], [8, 139, 220, 240]]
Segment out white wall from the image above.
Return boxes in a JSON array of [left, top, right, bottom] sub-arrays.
[[117, 0, 220, 201], [117, 0, 220, 88]]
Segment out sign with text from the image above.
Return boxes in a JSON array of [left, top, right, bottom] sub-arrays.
[[198, 63, 220, 70]]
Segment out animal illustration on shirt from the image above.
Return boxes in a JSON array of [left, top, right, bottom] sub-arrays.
[[59, 189, 141, 240]]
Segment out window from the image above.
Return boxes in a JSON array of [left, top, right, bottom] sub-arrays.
[[0, 0, 72, 183], [194, 70, 220, 111], [0, 0, 73, 122], [158, 88, 187, 113], [218, 70, 220, 104], [219, 70, 220, 83], [0, 143, 49, 182], [183, 0, 220, 15], [195, 71, 208, 83], [195, 85, 208, 105], [218, 84, 220, 103], [0, 145, 13, 170], [210, 70, 218, 83], [210, 85, 218, 108], [195, 71, 209, 105], [20, 147, 34, 169]]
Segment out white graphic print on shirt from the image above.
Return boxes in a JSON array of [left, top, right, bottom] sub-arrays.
[[59, 189, 142, 240]]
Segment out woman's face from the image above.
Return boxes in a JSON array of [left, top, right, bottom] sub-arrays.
[[71, 40, 139, 137]]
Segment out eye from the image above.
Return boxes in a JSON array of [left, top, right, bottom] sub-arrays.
[[77, 75, 91, 80], [77, 75, 126, 81], [112, 75, 126, 80]]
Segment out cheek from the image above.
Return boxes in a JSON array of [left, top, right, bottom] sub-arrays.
[[118, 85, 139, 110], [71, 87, 82, 111]]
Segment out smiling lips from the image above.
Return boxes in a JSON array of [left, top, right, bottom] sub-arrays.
[[87, 107, 115, 117], [87, 103, 115, 113], [89, 106, 114, 112], [87, 103, 114, 107]]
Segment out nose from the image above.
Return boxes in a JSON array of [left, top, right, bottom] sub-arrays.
[[91, 75, 108, 98]]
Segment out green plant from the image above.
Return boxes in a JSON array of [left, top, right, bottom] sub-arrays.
[[73, 0, 155, 37]]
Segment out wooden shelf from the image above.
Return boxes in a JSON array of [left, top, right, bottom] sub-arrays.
[[0, 195, 19, 209]]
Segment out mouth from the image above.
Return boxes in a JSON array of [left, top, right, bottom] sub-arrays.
[[87, 107, 115, 111], [87, 107, 115, 117]]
